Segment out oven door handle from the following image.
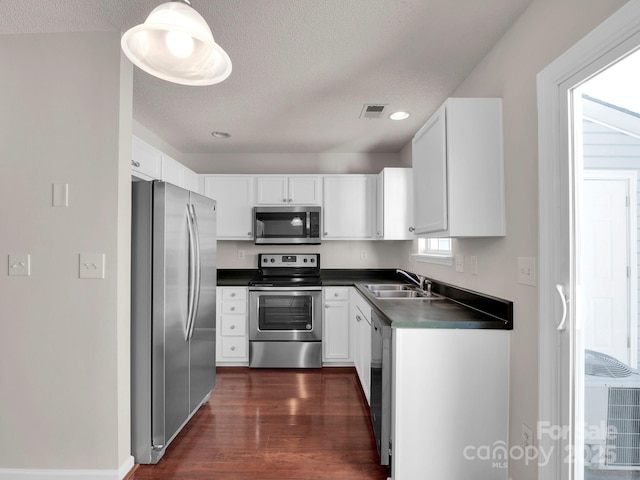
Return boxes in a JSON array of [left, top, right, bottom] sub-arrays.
[[248, 286, 323, 292]]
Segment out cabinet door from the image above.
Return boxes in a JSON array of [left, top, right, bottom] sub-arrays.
[[131, 136, 162, 181], [162, 155, 184, 187], [203, 176, 254, 240], [412, 105, 448, 234], [183, 167, 201, 194], [288, 176, 321, 205], [323, 176, 374, 239], [255, 176, 288, 205], [323, 301, 351, 362]]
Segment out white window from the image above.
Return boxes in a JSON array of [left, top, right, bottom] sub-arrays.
[[414, 238, 453, 265]]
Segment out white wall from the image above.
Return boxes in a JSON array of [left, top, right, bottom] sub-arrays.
[[0, 32, 132, 474], [398, 1, 628, 478], [218, 240, 408, 269]]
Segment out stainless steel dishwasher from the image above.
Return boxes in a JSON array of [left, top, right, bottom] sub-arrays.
[[370, 310, 392, 466]]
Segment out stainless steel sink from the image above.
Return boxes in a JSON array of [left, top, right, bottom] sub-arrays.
[[363, 283, 445, 300], [363, 284, 414, 291], [373, 290, 445, 299]]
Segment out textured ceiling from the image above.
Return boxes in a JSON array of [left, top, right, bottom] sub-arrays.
[[0, 0, 534, 154]]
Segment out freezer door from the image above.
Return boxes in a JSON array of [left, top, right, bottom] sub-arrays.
[[188, 191, 217, 412], [152, 182, 191, 450]]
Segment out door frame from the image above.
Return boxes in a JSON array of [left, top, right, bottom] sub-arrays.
[[537, 2, 640, 479]]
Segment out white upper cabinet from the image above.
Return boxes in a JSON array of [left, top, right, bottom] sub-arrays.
[[131, 136, 162, 181], [131, 136, 202, 194], [255, 175, 321, 205], [182, 167, 201, 194], [412, 98, 506, 237], [203, 175, 254, 240], [323, 175, 375, 239], [162, 154, 184, 187], [376, 168, 414, 240]]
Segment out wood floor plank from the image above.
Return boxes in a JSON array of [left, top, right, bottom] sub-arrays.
[[130, 367, 389, 480]]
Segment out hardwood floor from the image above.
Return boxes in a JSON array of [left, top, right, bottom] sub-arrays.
[[129, 367, 389, 480]]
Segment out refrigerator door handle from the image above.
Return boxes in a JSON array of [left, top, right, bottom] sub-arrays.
[[187, 203, 202, 341], [186, 204, 198, 341]]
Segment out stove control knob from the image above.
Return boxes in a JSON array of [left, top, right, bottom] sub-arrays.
[[303, 258, 308, 263], [270, 258, 275, 263], [310, 258, 315, 263]]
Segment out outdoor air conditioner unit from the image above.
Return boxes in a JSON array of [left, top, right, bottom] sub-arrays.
[[585, 350, 640, 471]]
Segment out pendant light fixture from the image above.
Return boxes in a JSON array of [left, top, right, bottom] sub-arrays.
[[121, 0, 232, 86]]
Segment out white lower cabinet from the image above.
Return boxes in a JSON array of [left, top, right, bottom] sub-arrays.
[[216, 287, 249, 365], [322, 287, 352, 364], [352, 289, 371, 404], [392, 328, 509, 479]]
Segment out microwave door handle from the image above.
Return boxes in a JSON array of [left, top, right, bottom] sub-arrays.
[[306, 212, 310, 236], [188, 204, 202, 341]]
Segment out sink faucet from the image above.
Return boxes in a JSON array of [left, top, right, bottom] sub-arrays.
[[396, 269, 431, 294]]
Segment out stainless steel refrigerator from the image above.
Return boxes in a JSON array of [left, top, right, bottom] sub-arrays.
[[131, 180, 217, 464]]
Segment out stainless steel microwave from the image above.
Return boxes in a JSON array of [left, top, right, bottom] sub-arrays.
[[253, 206, 321, 245]]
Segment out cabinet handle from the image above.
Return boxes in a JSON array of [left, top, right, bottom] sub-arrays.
[[248, 232, 252, 236], [230, 325, 235, 330], [282, 199, 287, 202], [408, 227, 415, 232], [230, 292, 236, 297], [356, 315, 362, 322], [131, 160, 141, 167], [324, 232, 328, 236], [324, 304, 329, 308], [231, 346, 236, 351], [230, 307, 235, 312], [377, 231, 381, 236], [334, 292, 339, 297], [288, 198, 293, 203]]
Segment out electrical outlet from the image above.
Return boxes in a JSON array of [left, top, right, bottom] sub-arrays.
[[522, 423, 533, 447], [238, 249, 245, 260], [79, 253, 105, 279], [470, 256, 478, 275], [517, 257, 536, 286], [8, 254, 31, 276], [360, 249, 367, 260], [455, 254, 464, 272]]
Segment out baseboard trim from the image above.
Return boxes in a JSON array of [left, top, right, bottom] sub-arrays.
[[0, 456, 136, 480]]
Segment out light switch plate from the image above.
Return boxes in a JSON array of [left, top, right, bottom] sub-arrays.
[[79, 253, 105, 279], [455, 254, 464, 273], [52, 183, 69, 207], [8, 254, 30, 276], [517, 257, 536, 286]]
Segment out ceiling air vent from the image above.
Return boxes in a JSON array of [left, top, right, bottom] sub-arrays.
[[360, 104, 387, 119]]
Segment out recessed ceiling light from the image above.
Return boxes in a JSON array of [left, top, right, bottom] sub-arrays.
[[211, 131, 231, 138], [389, 111, 410, 120]]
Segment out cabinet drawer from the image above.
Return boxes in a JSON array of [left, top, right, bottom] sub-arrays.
[[222, 288, 247, 301], [220, 315, 247, 336], [221, 300, 246, 315], [324, 287, 349, 301], [220, 337, 247, 358]]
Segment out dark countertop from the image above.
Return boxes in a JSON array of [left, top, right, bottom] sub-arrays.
[[217, 268, 513, 330]]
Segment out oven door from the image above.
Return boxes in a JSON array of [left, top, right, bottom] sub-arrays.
[[249, 287, 322, 341]]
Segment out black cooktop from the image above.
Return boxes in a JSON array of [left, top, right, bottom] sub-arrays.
[[249, 253, 322, 287]]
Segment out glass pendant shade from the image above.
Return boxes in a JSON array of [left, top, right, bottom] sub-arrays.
[[121, 1, 232, 86]]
